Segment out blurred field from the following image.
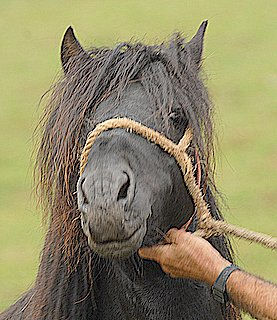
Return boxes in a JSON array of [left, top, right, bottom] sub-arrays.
[[0, 1, 276, 318]]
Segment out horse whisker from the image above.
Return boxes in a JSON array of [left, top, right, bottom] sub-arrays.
[[151, 226, 172, 244]]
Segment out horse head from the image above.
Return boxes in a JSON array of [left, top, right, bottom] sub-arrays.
[[58, 22, 212, 259]]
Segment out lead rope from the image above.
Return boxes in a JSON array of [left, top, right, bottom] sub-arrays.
[[79, 118, 277, 250]]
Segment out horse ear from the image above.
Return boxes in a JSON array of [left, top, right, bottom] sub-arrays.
[[61, 26, 88, 72], [187, 20, 208, 65]]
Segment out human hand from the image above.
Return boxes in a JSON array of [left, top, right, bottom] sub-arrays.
[[138, 228, 231, 285]]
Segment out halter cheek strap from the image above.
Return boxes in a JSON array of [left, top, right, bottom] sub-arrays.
[[79, 117, 277, 250], [182, 149, 201, 230]]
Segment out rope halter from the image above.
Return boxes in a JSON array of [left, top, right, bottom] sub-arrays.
[[79, 118, 277, 250]]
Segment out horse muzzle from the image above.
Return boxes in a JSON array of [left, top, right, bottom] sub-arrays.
[[77, 165, 146, 257]]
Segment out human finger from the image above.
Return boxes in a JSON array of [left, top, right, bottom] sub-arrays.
[[161, 264, 184, 278], [165, 228, 179, 243], [166, 228, 190, 244], [169, 273, 180, 278], [138, 245, 168, 261]]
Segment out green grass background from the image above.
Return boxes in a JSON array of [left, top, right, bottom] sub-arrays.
[[0, 1, 276, 318]]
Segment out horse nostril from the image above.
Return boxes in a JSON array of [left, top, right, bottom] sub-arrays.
[[117, 173, 130, 201]]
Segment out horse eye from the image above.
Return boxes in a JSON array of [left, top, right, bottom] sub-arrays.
[[169, 112, 178, 121], [169, 111, 182, 125]]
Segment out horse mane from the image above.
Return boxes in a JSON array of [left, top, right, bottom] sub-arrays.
[[29, 34, 238, 319]]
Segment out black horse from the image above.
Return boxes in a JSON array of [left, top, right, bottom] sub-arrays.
[[1, 21, 241, 319]]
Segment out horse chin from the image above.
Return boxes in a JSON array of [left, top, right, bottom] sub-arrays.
[[86, 224, 147, 259]]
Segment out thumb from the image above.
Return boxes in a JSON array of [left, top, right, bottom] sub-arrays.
[[138, 245, 167, 261]]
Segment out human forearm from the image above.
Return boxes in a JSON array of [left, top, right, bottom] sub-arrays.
[[226, 270, 277, 320], [191, 245, 277, 320]]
